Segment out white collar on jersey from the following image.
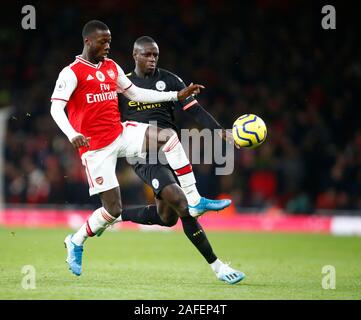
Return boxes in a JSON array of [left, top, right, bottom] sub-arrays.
[[76, 55, 103, 69]]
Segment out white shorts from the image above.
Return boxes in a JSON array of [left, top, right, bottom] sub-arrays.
[[81, 121, 149, 196]]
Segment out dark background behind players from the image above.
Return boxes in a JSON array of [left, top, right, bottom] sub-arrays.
[[2, 0, 361, 214]]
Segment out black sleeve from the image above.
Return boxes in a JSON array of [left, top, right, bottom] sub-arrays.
[[168, 72, 223, 130], [185, 102, 224, 130], [169, 72, 197, 110]]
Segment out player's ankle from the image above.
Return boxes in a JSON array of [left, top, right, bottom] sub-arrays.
[[184, 187, 201, 206], [210, 258, 223, 273]]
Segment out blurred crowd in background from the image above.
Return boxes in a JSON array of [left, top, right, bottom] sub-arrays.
[[2, 0, 360, 213]]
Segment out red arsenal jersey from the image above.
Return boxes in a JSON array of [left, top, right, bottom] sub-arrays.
[[51, 56, 132, 156]]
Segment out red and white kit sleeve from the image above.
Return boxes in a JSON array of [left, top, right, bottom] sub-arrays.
[[50, 67, 79, 142], [115, 63, 178, 102]]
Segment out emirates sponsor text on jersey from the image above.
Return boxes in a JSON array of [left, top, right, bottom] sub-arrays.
[[86, 90, 117, 103]]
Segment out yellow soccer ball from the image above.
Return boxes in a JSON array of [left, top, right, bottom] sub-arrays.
[[232, 114, 267, 148]]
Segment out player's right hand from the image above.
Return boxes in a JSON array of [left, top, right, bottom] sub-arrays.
[[177, 82, 205, 101], [70, 134, 91, 149]]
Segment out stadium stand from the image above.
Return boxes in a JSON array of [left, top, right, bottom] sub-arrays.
[[2, 1, 361, 215]]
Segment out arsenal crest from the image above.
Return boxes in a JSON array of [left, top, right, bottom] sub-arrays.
[[107, 69, 115, 80], [95, 177, 104, 185]]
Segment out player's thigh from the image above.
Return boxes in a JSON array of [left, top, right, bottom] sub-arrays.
[[144, 125, 175, 149], [81, 146, 119, 197], [132, 162, 178, 198], [134, 162, 189, 217], [117, 121, 149, 158]]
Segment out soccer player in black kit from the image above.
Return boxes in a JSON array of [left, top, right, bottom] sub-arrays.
[[106, 36, 245, 284]]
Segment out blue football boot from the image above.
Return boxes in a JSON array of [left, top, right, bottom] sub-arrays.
[[64, 234, 83, 276], [216, 263, 246, 284], [188, 197, 232, 217]]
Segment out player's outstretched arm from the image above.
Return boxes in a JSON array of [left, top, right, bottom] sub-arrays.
[[184, 101, 240, 149], [171, 74, 239, 148], [116, 62, 204, 103], [122, 82, 204, 103]]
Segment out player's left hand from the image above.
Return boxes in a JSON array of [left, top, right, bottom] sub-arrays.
[[70, 134, 91, 149], [177, 82, 205, 101], [218, 129, 240, 149]]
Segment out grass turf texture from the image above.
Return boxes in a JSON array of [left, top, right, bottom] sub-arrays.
[[0, 228, 360, 300]]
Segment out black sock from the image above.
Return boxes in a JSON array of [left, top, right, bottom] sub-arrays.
[[121, 205, 167, 226], [180, 216, 217, 264]]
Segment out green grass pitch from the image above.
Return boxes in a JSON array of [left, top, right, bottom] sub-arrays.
[[0, 227, 360, 300]]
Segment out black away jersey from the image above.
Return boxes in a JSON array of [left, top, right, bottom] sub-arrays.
[[119, 68, 196, 131]]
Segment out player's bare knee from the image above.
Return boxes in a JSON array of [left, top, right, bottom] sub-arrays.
[[163, 129, 176, 141], [162, 214, 179, 227], [157, 201, 179, 227], [159, 129, 177, 148]]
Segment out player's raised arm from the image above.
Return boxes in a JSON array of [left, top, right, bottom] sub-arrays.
[[50, 67, 90, 149], [174, 76, 239, 148], [115, 63, 204, 102], [185, 101, 239, 148]]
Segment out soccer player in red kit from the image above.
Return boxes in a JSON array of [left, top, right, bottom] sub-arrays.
[[50, 20, 242, 283]]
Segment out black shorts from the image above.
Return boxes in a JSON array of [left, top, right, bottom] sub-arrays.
[[132, 162, 179, 198]]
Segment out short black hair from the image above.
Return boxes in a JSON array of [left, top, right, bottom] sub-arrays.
[[82, 20, 109, 39], [134, 36, 156, 46]]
